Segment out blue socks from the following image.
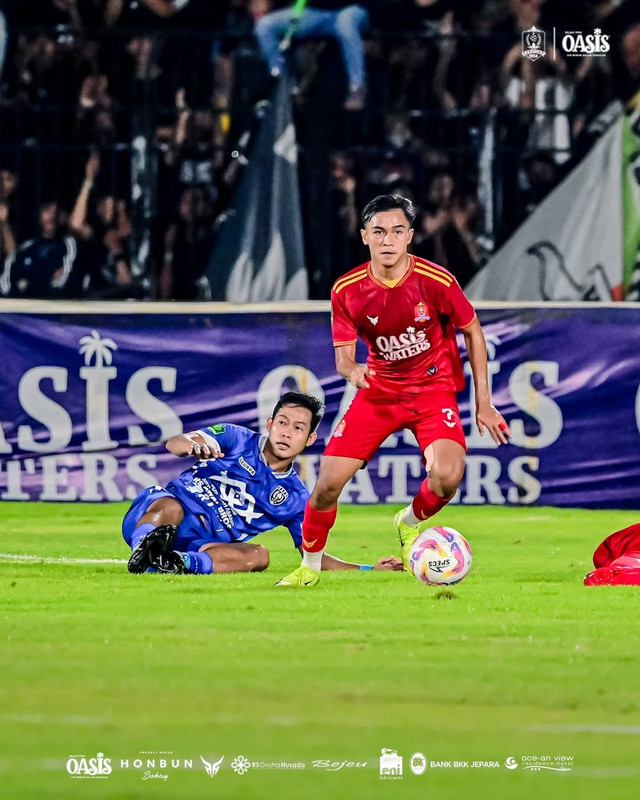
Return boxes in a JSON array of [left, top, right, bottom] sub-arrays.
[[177, 551, 214, 575], [131, 522, 155, 550], [130, 523, 213, 574]]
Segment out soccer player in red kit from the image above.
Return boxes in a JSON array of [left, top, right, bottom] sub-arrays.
[[276, 194, 511, 588], [584, 523, 640, 586]]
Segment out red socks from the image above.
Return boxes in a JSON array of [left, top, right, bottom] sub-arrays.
[[301, 502, 337, 553], [412, 479, 450, 522]]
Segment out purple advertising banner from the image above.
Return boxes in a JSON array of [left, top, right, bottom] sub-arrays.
[[0, 305, 639, 508]]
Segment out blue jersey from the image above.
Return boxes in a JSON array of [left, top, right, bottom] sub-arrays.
[[163, 423, 309, 547]]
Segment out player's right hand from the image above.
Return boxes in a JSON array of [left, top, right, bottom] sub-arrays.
[[349, 364, 375, 389], [185, 435, 224, 459]]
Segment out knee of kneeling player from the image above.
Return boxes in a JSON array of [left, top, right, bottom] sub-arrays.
[[251, 545, 270, 572]]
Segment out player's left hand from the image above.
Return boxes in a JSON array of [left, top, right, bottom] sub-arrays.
[[476, 402, 511, 445], [374, 556, 404, 571]]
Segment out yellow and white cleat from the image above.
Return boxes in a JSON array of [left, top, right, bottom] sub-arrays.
[[394, 508, 421, 571], [275, 565, 320, 588]]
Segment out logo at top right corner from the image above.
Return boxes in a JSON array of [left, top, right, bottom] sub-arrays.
[[560, 28, 610, 57], [521, 25, 610, 61], [522, 26, 546, 61]]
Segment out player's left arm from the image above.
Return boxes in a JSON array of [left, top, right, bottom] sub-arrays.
[[460, 316, 511, 445], [296, 548, 403, 571]]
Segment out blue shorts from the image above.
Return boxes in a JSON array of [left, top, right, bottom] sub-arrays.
[[122, 486, 221, 553]]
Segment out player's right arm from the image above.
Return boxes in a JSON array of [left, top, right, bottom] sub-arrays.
[[166, 431, 225, 458], [331, 278, 374, 389], [335, 344, 375, 389]]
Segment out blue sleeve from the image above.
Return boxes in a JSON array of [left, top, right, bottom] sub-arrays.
[[287, 512, 304, 549], [197, 422, 241, 454], [286, 481, 309, 549]]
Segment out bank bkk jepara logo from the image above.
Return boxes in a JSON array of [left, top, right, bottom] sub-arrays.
[[521, 26, 609, 61], [410, 752, 427, 775]]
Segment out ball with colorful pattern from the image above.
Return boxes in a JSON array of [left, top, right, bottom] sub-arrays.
[[409, 526, 472, 586]]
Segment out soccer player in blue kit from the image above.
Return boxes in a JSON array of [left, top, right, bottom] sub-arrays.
[[123, 391, 403, 575]]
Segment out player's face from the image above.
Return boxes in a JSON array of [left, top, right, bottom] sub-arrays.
[[266, 405, 317, 460], [361, 209, 414, 270]]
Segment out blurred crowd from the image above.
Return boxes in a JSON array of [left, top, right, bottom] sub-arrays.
[[0, 0, 637, 299]]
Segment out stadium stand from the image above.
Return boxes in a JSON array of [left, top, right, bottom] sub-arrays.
[[0, 0, 637, 300]]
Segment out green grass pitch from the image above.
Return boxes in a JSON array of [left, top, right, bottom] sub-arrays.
[[1, 502, 640, 799]]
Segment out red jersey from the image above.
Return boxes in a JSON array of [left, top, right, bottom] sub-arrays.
[[331, 256, 476, 394]]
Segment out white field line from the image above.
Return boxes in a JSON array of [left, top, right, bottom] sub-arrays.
[[527, 723, 640, 735], [0, 713, 109, 726], [0, 553, 126, 565], [570, 767, 640, 778]]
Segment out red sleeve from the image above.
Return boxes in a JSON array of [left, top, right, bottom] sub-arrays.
[[331, 289, 357, 346], [441, 278, 476, 328]]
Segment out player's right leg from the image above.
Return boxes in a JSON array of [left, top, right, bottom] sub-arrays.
[[122, 490, 186, 574], [276, 456, 362, 588], [277, 392, 398, 588]]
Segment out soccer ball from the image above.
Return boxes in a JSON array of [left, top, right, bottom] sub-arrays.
[[409, 526, 472, 586]]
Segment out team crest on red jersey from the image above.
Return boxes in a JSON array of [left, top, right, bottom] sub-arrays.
[[414, 301, 430, 322]]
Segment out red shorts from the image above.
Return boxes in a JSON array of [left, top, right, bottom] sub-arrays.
[[324, 388, 466, 463], [593, 524, 640, 568]]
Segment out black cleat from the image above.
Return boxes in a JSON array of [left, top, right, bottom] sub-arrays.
[[155, 550, 187, 574], [127, 524, 178, 573]]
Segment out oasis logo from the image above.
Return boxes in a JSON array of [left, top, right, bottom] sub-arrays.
[[1, 329, 182, 502], [376, 327, 431, 362], [66, 753, 112, 778], [269, 485, 289, 505], [561, 28, 609, 57]]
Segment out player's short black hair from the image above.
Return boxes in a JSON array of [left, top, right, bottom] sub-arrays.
[[361, 194, 416, 228], [272, 392, 324, 433]]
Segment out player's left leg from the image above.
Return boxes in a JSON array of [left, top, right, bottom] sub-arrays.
[[152, 542, 271, 576], [395, 394, 466, 567], [196, 542, 270, 574], [396, 439, 466, 568]]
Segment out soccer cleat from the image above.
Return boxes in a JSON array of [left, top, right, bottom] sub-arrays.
[[394, 508, 420, 571], [584, 566, 640, 586], [155, 550, 187, 575], [275, 565, 320, 588], [127, 524, 179, 573]]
